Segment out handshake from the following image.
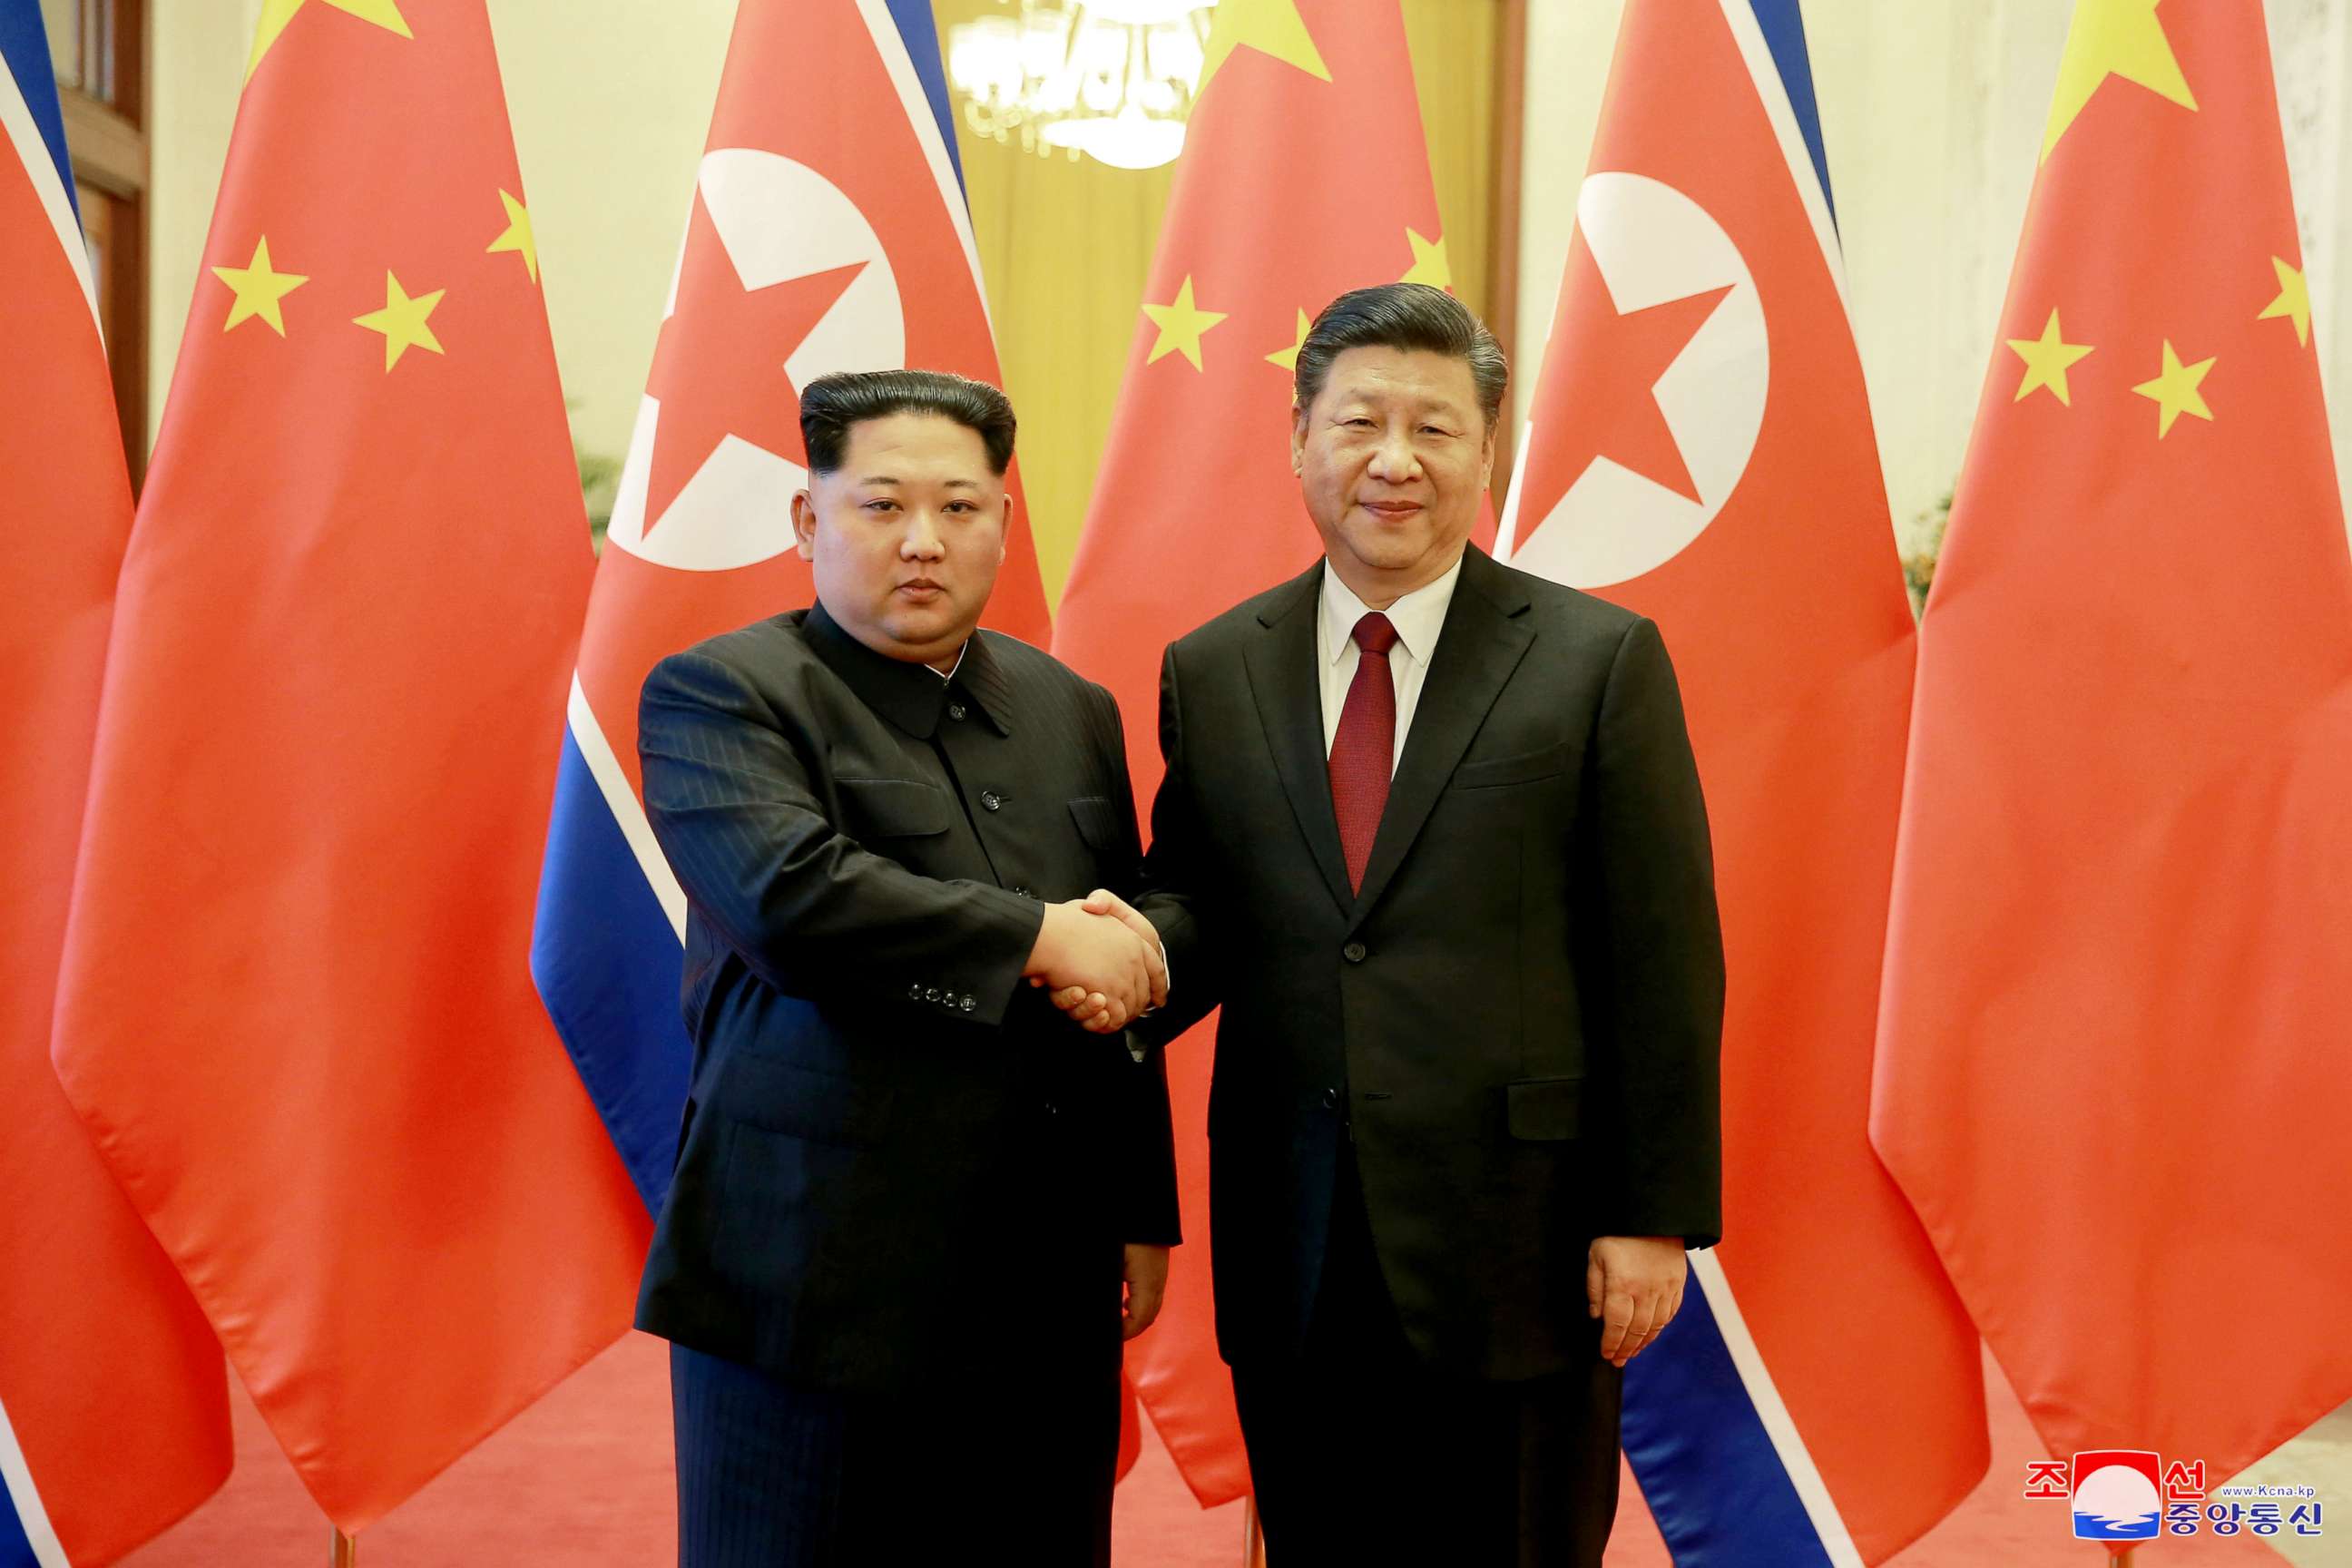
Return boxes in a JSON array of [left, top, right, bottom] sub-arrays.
[[1024, 889, 1168, 1034]]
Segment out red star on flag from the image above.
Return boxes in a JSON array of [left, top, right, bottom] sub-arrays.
[[1535, 233, 1730, 505], [641, 191, 866, 535]]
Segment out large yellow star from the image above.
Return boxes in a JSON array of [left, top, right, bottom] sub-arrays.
[[2258, 256, 2312, 348], [2131, 339, 2214, 437], [249, 0, 411, 78], [2006, 309, 2095, 405], [1400, 229, 1451, 290], [1142, 276, 1227, 371], [2042, 0, 2196, 161], [211, 236, 309, 336], [353, 271, 446, 371], [1198, 0, 1330, 95], [486, 190, 539, 284], [1267, 308, 1311, 371]]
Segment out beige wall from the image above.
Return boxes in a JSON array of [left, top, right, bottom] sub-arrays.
[[1517, 0, 2352, 546]]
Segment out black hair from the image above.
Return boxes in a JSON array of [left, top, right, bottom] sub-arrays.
[[1293, 282, 1508, 429], [798, 368, 1016, 476]]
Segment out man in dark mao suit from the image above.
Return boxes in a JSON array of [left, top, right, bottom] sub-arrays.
[[1069, 285, 1726, 1564], [634, 369, 1178, 1567]]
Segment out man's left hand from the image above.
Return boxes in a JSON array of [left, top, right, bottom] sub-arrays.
[[1586, 1235, 1685, 1367], [1122, 1243, 1171, 1340]]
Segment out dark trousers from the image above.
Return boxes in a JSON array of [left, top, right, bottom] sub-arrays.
[[1230, 1152, 1623, 1566], [671, 1338, 1118, 1567]]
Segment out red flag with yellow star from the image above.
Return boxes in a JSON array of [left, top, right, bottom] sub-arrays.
[[1871, 0, 2352, 1486], [1051, 0, 1466, 1504], [48, 0, 647, 1531]]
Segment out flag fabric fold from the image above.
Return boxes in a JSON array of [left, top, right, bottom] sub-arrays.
[[2, 5, 230, 1562], [533, 0, 1047, 1215], [1052, 0, 1464, 1505], [1871, 0, 2352, 1494], [1498, 4, 1986, 1561], [47, 1, 647, 1531]]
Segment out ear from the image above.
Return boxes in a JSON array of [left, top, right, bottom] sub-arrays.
[[1290, 403, 1308, 476], [790, 489, 818, 561], [1478, 420, 1500, 490], [995, 488, 1013, 564]]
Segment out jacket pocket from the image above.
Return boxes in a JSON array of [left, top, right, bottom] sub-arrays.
[[1454, 740, 1571, 790], [1505, 1075, 1582, 1141], [723, 1053, 895, 1148], [838, 776, 953, 838], [1066, 794, 1123, 851]]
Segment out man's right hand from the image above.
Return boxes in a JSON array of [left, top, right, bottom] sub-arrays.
[[1024, 900, 1155, 1032]]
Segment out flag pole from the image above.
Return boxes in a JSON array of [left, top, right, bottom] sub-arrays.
[[1242, 1496, 1265, 1566], [331, 1526, 357, 1566]]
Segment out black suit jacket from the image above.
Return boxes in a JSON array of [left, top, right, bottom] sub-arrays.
[[633, 604, 1180, 1393], [1136, 546, 1723, 1380]]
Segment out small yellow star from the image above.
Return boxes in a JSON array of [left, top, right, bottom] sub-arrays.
[[2042, 0, 2196, 161], [210, 236, 309, 336], [248, 0, 411, 79], [2258, 256, 2312, 348], [2131, 339, 2215, 437], [2006, 309, 2095, 405], [1142, 276, 1228, 372], [1199, 0, 1330, 95], [486, 191, 539, 284], [1400, 229, 1451, 290], [353, 271, 446, 371], [1267, 308, 1311, 372]]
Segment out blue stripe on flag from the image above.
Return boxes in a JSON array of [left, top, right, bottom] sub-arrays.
[[1622, 1269, 1835, 1566], [1742, 0, 1835, 223], [532, 731, 694, 1214], [0, 1507, 34, 1568], [883, 0, 967, 197], [0, 0, 78, 222]]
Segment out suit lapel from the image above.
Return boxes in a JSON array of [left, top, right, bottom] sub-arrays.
[[1348, 548, 1534, 928], [1242, 564, 1353, 914]]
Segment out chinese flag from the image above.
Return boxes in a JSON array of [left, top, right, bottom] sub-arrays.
[[1498, 2, 1983, 1560], [1052, 0, 1461, 1504], [49, 1, 648, 1532], [1, 4, 229, 1557], [1872, 0, 2352, 1485]]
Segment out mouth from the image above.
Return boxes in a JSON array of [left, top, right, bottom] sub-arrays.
[[895, 579, 946, 602], [1357, 499, 1425, 521]]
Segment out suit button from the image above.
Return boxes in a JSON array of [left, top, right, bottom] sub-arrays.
[[960, 995, 976, 1012], [1014, 885, 1034, 898], [1044, 1101, 1060, 1117], [924, 986, 940, 1002], [947, 701, 967, 720], [907, 984, 923, 1000], [981, 790, 1003, 811], [1342, 941, 1367, 963], [1320, 1087, 1340, 1112]]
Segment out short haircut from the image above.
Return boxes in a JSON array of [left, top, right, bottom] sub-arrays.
[[798, 368, 1017, 476], [1293, 281, 1508, 429]]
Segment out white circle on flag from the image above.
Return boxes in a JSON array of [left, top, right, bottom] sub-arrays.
[[1509, 172, 1768, 589], [605, 150, 906, 573]]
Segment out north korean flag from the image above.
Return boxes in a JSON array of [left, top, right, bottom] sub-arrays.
[[533, 0, 1050, 1210], [1499, 2, 1985, 1561]]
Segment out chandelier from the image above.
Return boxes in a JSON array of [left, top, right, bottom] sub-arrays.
[[945, 0, 1217, 171]]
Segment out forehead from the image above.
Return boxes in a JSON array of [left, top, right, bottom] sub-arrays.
[[1310, 346, 1479, 413], [831, 411, 995, 476]]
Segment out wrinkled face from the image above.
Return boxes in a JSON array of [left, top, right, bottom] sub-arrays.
[[793, 412, 1010, 669], [1292, 346, 1495, 604]]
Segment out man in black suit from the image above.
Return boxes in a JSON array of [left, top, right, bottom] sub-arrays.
[[633, 369, 1178, 1567], [1067, 284, 1725, 1563]]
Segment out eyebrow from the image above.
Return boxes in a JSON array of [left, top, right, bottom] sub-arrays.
[[853, 475, 984, 489]]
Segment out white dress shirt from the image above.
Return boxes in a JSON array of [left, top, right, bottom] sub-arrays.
[[1317, 551, 1465, 772]]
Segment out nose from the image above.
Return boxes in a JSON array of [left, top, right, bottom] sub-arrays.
[[900, 510, 946, 561], [1367, 423, 1419, 482]]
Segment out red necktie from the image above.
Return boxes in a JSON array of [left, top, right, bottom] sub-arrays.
[[1328, 612, 1399, 892]]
